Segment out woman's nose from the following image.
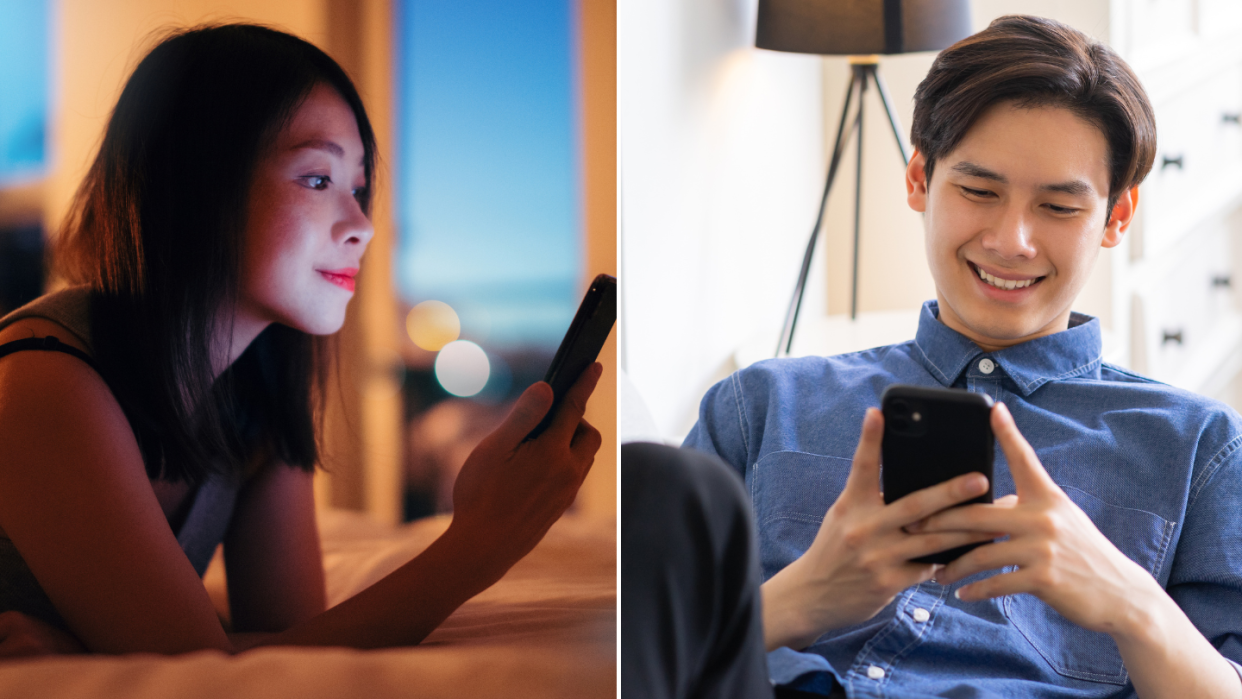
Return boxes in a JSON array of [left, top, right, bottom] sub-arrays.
[[336, 194, 375, 246]]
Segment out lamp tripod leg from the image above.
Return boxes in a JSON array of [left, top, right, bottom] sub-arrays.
[[777, 66, 864, 356]]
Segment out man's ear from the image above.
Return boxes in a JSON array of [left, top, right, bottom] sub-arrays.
[[1102, 186, 1139, 249], [907, 150, 928, 213]]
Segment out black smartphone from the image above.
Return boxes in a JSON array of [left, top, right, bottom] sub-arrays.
[[880, 384, 995, 564], [525, 273, 617, 441]]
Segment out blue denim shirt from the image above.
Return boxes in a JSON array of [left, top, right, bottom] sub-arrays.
[[684, 301, 1242, 698]]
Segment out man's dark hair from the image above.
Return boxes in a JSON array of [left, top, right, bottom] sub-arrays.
[[55, 24, 378, 484], [911, 15, 1156, 214]]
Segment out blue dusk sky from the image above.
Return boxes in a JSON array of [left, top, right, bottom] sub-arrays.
[[0, 1, 48, 184], [395, 0, 580, 350]]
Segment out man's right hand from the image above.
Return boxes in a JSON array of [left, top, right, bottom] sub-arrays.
[[760, 407, 997, 651]]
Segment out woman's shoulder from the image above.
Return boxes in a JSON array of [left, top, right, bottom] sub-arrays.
[[0, 286, 95, 357]]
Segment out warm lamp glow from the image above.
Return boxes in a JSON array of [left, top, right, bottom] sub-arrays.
[[435, 340, 491, 397], [407, 300, 461, 351]]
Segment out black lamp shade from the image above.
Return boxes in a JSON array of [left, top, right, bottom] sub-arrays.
[[756, 0, 972, 55]]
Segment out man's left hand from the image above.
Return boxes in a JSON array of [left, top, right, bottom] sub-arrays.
[[913, 401, 1162, 636]]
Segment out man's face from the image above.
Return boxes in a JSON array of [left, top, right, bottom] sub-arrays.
[[906, 102, 1137, 351]]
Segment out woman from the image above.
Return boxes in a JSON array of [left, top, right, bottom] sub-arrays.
[[0, 23, 601, 655]]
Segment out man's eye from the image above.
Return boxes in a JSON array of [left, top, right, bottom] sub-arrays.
[[1047, 204, 1079, 215], [302, 175, 331, 190], [961, 186, 993, 198]]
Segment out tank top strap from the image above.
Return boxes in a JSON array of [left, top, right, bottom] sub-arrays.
[[0, 335, 98, 371]]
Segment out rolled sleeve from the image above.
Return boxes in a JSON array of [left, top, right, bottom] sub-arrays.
[[682, 373, 751, 482], [1167, 435, 1242, 666]]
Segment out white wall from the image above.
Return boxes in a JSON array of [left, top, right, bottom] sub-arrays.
[[620, 1, 1119, 441], [619, 0, 824, 439]]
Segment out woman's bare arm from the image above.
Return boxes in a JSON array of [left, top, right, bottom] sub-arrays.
[[223, 461, 325, 634], [0, 350, 233, 654], [0, 331, 601, 654]]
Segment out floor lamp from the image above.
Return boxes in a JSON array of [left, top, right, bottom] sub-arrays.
[[758, 0, 972, 356]]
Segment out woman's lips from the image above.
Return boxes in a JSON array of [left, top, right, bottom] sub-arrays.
[[318, 268, 357, 292]]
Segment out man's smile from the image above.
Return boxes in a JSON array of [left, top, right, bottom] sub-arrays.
[[968, 261, 1046, 293]]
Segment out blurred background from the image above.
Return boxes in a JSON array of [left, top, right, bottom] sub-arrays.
[[620, 0, 1242, 443], [0, 0, 617, 526]]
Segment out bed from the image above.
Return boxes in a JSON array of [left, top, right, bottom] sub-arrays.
[[0, 509, 616, 698]]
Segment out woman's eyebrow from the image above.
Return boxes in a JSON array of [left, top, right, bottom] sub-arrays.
[[291, 138, 345, 157], [289, 138, 365, 166]]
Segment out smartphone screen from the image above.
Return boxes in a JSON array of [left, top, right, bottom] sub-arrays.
[[525, 274, 617, 441], [881, 384, 995, 564]]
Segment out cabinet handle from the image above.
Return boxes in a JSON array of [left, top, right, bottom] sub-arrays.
[[1162, 329, 1184, 345], [1213, 274, 1233, 288], [1161, 154, 1184, 170], [1225, 113, 1242, 125]]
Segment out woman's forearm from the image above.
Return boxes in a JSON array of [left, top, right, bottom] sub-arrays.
[[238, 524, 506, 652], [1112, 579, 1242, 699]]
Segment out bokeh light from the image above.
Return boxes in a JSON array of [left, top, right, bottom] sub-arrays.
[[435, 340, 491, 397], [407, 300, 461, 351]]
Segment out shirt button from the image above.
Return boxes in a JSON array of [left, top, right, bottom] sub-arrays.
[[912, 607, 931, 623], [978, 358, 995, 374], [867, 665, 886, 680]]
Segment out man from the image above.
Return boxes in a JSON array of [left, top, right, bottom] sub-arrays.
[[682, 15, 1242, 699]]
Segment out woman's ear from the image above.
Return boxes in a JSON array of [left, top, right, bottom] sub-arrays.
[[1101, 186, 1139, 249], [907, 150, 929, 213]]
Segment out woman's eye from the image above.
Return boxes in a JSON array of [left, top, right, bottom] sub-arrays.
[[301, 175, 331, 190], [352, 186, 368, 204]]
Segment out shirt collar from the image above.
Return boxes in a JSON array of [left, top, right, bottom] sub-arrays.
[[912, 300, 1103, 397]]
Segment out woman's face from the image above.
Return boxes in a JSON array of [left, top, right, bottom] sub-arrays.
[[239, 83, 373, 337]]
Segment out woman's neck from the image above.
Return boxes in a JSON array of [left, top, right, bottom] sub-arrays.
[[211, 312, 271, 379]]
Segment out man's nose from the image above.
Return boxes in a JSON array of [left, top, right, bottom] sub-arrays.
[[981, 204, 1037, 259]]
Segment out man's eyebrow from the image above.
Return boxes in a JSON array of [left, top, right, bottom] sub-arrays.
[[950, 161, 1007, 183], [1040, 179, 1094, 197], [950, 160, 1094, 196]]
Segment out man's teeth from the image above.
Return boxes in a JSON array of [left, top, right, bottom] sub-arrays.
[[977, 266, 1036, 291]]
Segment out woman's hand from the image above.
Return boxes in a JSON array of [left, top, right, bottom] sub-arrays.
[[761, 408, 999, 651], [0, 611, 85, 659], [448, 363, 604, 571]]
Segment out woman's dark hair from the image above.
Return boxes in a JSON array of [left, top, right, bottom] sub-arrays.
[[55, 24, 377, 484], [911, 15, 1156, 214]]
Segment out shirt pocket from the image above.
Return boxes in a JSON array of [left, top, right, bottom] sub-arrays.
[[752, 450, 852, 580], [1002, 485, 1177, 685]]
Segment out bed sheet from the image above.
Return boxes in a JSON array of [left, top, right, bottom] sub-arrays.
[[0, 509, 616, 698]]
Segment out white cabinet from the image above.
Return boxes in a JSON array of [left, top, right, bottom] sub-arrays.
[[1120, 3, 1242, 406]]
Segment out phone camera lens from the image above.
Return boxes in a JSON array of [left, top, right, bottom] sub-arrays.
[[890, 400, 910, 416]]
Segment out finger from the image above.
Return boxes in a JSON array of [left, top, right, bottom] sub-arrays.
[[895, 529, 999, 563], [992, 403, 1057, 495], [954, 565, 1042, 602], [487, 381, 555, 448], [843, 408, 884, 502], [913, 499, 1019, 535], [884, 471, 990, 531], [544, 363, 603, 444], [936, 537, 1031, 586], [570, 418, 602, 463]]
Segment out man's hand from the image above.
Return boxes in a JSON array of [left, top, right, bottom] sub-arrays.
[[0, 611, 84, 658], [761, 407, 998, 651], [917, 402, 1160, 635], [920, 402, 1242, 699]]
